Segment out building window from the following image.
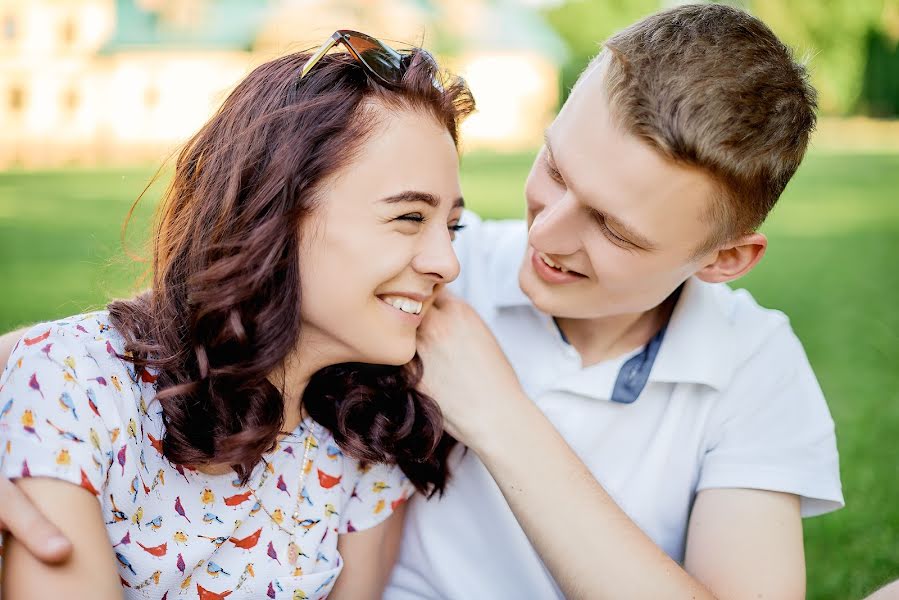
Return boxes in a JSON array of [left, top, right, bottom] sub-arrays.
[[2, 15, 15, 40], [63, 88, 79, 113], [9, 86, 24, 112], [61, 18, 76, 46], [145, 86, 159, 109]]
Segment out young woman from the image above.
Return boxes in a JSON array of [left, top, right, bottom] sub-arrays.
[[0, 32, 473, 600]]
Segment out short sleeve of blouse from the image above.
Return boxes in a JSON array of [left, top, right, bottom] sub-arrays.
[[0, 320, 121, 499], [338, 460, 416, 534]]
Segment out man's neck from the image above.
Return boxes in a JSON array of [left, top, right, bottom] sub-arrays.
[[555, 295, 677, 367]]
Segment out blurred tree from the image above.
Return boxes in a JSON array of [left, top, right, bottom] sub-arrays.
[[544, 0, 899, 116]]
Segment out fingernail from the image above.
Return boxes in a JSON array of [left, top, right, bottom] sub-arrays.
[[46, 536, 70, 554]]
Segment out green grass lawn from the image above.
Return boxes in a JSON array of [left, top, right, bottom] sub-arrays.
[[1, 151, 898, 598]]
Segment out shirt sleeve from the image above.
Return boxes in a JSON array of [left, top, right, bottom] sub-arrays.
[[0, 323, 117, 500], [697, 323, 844, 517], [338, 460, 417, 534]]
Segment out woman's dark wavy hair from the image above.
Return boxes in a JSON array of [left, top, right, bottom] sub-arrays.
[[108, 48, 475, 495]]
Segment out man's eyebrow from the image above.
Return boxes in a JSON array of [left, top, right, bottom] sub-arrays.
[[545, 132, 656, 250], [380, 191, 464, 209]]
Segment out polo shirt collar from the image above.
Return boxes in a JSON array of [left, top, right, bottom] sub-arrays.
[[494, 252, 736, 395]]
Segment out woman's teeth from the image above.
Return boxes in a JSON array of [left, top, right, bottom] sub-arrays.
[[382, 296, 423, 315], [539, 252, 570, 273]]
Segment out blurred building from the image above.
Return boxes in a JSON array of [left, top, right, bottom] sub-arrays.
[[0, 0, 565, 168]]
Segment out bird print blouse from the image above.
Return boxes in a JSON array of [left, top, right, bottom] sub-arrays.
[[0, 312, 416, 600]]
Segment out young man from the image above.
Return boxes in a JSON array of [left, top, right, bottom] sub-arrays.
[[387, 4, 842, 599], [0, 4, 842, 598]]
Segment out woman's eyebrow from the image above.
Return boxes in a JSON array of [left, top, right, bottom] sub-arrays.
[[380, 191, 465, 209]]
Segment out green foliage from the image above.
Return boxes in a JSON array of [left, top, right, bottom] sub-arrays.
[[1, 151, 898, 597], [544, 0, 899, 115]]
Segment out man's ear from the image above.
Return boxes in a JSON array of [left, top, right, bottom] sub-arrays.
[[695, 232, 767, 284]]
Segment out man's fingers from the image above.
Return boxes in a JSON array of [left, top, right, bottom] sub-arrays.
[[0, 476, 72, 563]]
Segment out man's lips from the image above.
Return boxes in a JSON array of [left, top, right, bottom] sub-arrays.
[[531, 249, 587, 284]]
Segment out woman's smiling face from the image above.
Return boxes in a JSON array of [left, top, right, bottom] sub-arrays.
[[297, 105, 465, 367]]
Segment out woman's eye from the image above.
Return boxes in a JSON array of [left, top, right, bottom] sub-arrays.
[[396, 213, 424, 223]]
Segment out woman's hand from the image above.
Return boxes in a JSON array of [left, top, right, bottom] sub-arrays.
[[416, 291, 529, 448]]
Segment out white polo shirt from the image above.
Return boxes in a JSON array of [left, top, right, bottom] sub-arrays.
[[385, 212, 843, 600]]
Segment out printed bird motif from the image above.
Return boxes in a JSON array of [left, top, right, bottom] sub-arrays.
[[176, 552, 186, 574], [326, 444, 342, 460], [127, 418, 138, 441], [23, 329, 50, 346], [21, 409, 41, 441], [137, 540, 167, 557], [392, 494, 409, 511], [195, 584, 232, 600], [235, 563, 255, 590], [173, 530, 189, 545], [249, 501, 262, 516], [299, 486, 313, 506], [110, 427, 121, 443], [317, 469, 341, 489], [112, 531, 131, 548], [107, 494, 128, 524], [146, 433, 163, 457], [86, 389, 101, 417], [152, 468, 165, 490], [57, 392, 79, 420], [197, 534, 228, 547], [286, 541, 308, 565], [45, 418, 85, 442], [133, 570, 161, 590], [229, 527, 262, 550], [88, 428, 102, 452], [297, 518, 319, 533], [270, 508, 284, 526], [267, 581, 277, 598], [324, 503, 338, 518], [116, 444, 127, 475], [130, 476, 140, 502], [39, 343, 53, 359], [371, 481, 390, 493], [315, 573, 336, 594], [174, 496, 191, 522], [115, 551, 137, 575], [267, 541, 281, 564], [76, 467, 99, 496], [276, 475, 289, 494], [200, 487, 215, 506], [203, 512, 224, 524], [63, 355, 77, 374], [293, 590, 309, 600], [224, 490, 253, 506], [131, 505, 144, 529], [110, 375, 123, 392], [144, 515, 163, 531], [206, 561, 230, 577], [374, 499, 386, 514], [88, 376, 107, 386], [0, 398, 13, 421]]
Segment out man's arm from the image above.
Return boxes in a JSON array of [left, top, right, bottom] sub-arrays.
[[1, 478, 122, 599], [0, 327, 27, 366], [0, 326, 75, 564], [331, 504, 408, 600], [416, 293, 806, 600]]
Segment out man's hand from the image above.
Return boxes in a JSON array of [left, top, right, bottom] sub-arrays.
[[416, 291, 528, 447], [0, 326, 73, 564], [0, 477, 72, 563]]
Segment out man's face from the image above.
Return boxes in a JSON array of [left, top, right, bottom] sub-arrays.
[[519, 61, 721, 320]]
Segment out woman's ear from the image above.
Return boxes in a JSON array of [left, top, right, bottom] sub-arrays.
[[695, 232, 767, 284]]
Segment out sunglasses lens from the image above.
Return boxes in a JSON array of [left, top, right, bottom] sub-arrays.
[[344, 33, 405, 85]]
